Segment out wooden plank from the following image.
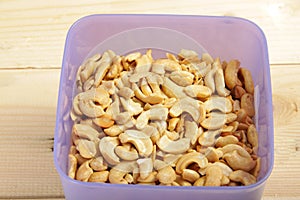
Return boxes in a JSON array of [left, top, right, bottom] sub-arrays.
[[0, 0, 299, 69], [0, 65, 300, 198], [0, 69, 63, 198]]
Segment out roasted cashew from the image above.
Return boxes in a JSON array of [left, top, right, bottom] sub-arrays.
[[78, 88, 111, 118], [175, 152, 208, 174], [76, 139, 97, 159], [215, 135, 239, 147], [169, 97, 203, 122], [182, 169, 200, 183], [223, 150, 256, 171], [204, 63, 217, 93], [119, 130, 153, 157], [205, 165, 223, 186], [229, 170, 256, 186], [90, 156, 108, 171], [169, 71, 194, 87], [183, 85, 212, 99], [79, 53, 101, 83], [68, 154, 77, 179], [120, 97, 143, 116], [231, 85, 246, 99], [152, 58, 181, 74], [204, 147, 223, 162], [88, 171, 109, 182], [156, 165, 177, 184], [72, 124, 100, 141], [76, 160, 93, 182], [93, 50, 116, 87], [103, 125, 124, 137], [136, 106, 168, 129], [137, 158, 153, 179], [93, 114, 114, 128], [109, 161, 138, 184], [224, 59, 242, 90], [247, 124, 259, 154], [184, 120, 202, 145], [132, 83, 164, 104], [241, 93, 255, 117], [99, 136, 120, 165], [157, 135, 190, 154], [203, 96, 232, 114], [193, 177, 206, 186], [162, 77, 186, 99], [115, 145, 139, 161], [215, 67, 230, 97], [198, 130, 221, 147], [238, 68, 254, 94]]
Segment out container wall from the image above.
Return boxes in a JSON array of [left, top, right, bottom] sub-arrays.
[[54, 14, 273, 200]]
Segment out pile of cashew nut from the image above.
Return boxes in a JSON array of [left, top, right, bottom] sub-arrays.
[[68, 49, 260, 186]]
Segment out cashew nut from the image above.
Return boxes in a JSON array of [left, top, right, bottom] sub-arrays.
[[99, 136, 120, 165], [203, 96, 232, 113], [169, 97, 203, 122], [183, 85, 212, 99], [157, 135, 190, 154], [76, 139, 97, 159], [169, 71, 194, 87], [90, 156, 108, 171], [215, 67, 230, 97], [241, 93, 255, 117], [76, 160, 93, 182], [223, 150, 256, 171], [120, 97, 143, 116], [115, 145, 139, 161], [198, 130, 221, 147], [247, 124, 259, 155], [175, 152, 208, 174], [108, 161, 138, 184], [88, 171, 109, 182], [119, 130, 153, 157], [78, 88, 111, 118], [68, 154, 77, 179], [182, 169, 200, 183], [93, 114, 114, 128], [184, 120, 202, 145], [72, 124, 100, 141], [156, 165, 177, 184], [215, 135, 239, 147], [205, 147, 223, 162], [137, 158, 153, 179], [93, 50, 115, 87], [136, 106, 168, 129], [162, 77, 186, 99], [224, 59, 242, 90], [205, 165, 223, 186], [238, 68, 254, 94], [229, 170, 256, 186], [152, 58, 181, 74], [79, 53, 101, 83]]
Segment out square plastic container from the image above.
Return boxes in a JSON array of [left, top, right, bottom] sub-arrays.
[[54, 14, 274, 200]]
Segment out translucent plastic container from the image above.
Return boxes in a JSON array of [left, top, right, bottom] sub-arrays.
[[54, 14, 274, 200]]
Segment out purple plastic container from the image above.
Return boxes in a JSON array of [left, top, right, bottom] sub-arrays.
[[54, 14, 274, 200]]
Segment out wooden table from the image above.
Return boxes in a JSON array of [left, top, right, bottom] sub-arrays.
[[0, 0, 299, 199]]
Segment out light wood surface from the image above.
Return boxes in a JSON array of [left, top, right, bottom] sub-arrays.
[[0, 0, 299, 199]]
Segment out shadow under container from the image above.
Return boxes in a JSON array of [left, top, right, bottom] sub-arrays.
[[54, 14, 274, 200]]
